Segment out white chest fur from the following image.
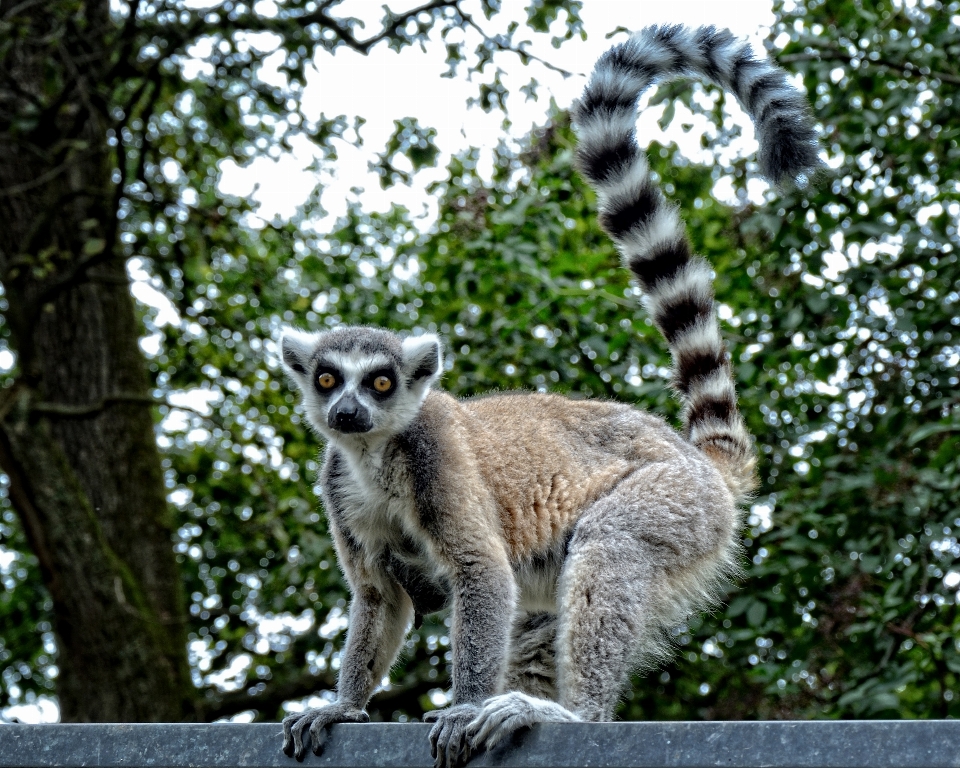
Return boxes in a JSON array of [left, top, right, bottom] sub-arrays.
[[330, 439, 421, 553], [329, 439, 451, 593]]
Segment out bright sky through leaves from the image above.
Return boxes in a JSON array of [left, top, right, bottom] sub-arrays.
[[215, 0, 775, 223]]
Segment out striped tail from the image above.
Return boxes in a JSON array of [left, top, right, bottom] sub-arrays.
[[572, 25, 819, 501]]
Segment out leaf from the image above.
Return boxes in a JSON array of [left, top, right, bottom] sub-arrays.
[[907, 421, 960, 446], [746, 601, 767, 627], [658, 101, 676, 131], [726, 596, 752, 618], [82, 238, 105, 256]]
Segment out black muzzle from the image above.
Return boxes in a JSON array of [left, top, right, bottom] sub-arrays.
[[328, 394, 372, 434]]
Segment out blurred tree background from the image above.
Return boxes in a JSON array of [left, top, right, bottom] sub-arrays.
[[1, 0, 959, 725]]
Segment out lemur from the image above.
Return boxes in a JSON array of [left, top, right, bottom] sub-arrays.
[[278, 24, 818, 768]]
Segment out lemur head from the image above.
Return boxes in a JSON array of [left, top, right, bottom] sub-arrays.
[[280, 326, 442, 443]]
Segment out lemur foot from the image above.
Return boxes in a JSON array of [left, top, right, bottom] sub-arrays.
[[425, 703, 479, 768], [466, 692, 579, 752], [281, 702, 369, 761]]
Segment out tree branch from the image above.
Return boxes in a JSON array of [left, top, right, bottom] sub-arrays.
[[1, 0, 49, 21], [195, 668, 447, 723], [0, 380, 25, 424], [0, 161, 72, 197], [112, 0, 145, 78], [0, 399, 63, 608], [780, 45, 960, 87], [458, 10, 580, 79], [195, 670, 337, 722], [366, 676, 445, 718], [310, 0, 460, 55], [31, 393, 156, 418], [163, 400, 219, 419], [128, 0, 460, 72], [30, 391, 227, 422]]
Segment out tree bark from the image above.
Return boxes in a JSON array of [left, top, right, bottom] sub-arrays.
[[0, 1, 192, 721]]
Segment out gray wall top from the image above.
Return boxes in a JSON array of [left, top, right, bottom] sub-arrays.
[[1, 721, 959, 768]]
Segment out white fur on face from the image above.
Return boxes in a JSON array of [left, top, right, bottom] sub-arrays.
[[319, 353, 413, 445], [278, 328, 442, 454]]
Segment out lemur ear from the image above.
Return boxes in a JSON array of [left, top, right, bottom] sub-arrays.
[[402, 334, 442, 383], [279, 328, 318, 379]]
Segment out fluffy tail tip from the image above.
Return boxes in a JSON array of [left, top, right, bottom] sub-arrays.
[[758, 111, 822, 187]]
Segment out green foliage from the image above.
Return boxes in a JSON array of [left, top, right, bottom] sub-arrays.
[[0, 0, 586, 720], [371, 118, 440, 189], [2, 0, 959, 724], [616, 0, 960, 720]]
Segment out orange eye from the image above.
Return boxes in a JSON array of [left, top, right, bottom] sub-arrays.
[[318, 372, 336, 389], [373, 376, 393, 393]]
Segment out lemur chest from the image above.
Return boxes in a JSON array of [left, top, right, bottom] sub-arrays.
[[329, 445, 450, 614], [329, 446, 442, 576], [333, 446, 421, 550]]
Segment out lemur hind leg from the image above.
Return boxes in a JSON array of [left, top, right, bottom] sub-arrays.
[[503, 611, 558, 700], [557, 461, 736, 720], [469, 463, 737, 748], [463, 612, 565, 751], [463, 611, 565, 752]]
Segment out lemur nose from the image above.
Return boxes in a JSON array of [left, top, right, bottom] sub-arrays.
[[328, 394, 371, 433]]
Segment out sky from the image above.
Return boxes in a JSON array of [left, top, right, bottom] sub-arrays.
[[217, 0, 778, 225], [2, 0, 777, 724], [0, 0, 778, 372]]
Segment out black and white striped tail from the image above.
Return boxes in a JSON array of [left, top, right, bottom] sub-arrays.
[[572, 25, 819, 496]]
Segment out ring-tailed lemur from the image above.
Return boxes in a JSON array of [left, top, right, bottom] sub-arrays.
[[278, 24, 818, 768]]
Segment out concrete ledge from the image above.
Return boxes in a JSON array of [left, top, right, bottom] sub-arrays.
[[1, 721, 959, 768]]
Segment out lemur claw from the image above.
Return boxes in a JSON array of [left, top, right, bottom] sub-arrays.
[[466, 693, 579, 753], [281, 703, 369, 761], [426, 704, 479, 768]]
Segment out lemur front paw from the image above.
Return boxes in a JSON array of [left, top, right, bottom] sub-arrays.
[[466, 692, 579, 752], [424, 703, 479, 768], [281, 702, 369, 761]]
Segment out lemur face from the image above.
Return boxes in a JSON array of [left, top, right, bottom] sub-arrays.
[[280, 327, 441, 443], [310, 351, 401, 435]]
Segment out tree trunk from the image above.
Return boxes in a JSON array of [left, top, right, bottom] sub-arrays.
[[0, 1, 192, 721]]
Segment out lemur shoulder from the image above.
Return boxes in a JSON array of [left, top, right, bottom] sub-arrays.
[[278, 24, 818, 768]]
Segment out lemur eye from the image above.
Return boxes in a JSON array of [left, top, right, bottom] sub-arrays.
[[373, 376, 393, 393], [318, 372, 337, 389]]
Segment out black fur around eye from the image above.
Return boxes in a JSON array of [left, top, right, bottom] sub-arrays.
[[362, 368, 396, 399], [314, 366, 341, 394]]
